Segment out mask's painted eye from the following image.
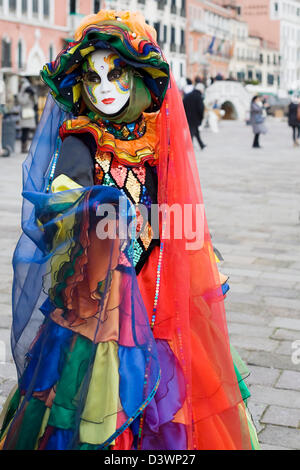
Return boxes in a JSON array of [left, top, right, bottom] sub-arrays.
[[83, 71, 101, 84], [107, 67, 123, 82]]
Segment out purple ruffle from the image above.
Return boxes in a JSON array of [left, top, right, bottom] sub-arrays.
[[141, 339, 187, 450]]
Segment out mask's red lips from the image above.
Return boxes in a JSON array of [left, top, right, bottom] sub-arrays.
[[102, 98, 115, 104]]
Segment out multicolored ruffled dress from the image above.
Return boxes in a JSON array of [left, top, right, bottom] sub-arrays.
[[0, 10, 259, 450]]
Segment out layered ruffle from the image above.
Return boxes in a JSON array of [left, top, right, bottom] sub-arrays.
[[0, 314, 258, 450]]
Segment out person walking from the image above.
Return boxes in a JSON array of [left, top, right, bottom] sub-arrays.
[[182, 77, 194, 97], [250, 95, 267, 148], [288, 96, 300, 147], [183, 81, 206, 150], [17, 77, 37, 153]]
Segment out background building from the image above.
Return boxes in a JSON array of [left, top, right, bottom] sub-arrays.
[[236, 0, 300, 91], [186, 0, 281, 91], [229, 25, 281, 89], [187, 0, 235, 81]]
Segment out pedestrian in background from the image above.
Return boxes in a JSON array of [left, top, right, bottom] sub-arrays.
[[207, 99, 225, 133], [183, 77, 194, 96], [288, 96, 300, 147], [183, 81, 206, 150], [250, 95, 267, 148], [17, 77, 37, 153]]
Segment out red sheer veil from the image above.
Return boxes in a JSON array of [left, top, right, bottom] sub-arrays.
[[156, 75, 252, 450]]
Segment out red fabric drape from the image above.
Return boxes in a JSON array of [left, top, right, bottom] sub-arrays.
[[149, 75, 253, 450]]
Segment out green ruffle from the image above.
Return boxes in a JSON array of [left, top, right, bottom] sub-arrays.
[[234, 363, 251, 403], [15, 398, 46, 450], [48, 334, 94, 430]]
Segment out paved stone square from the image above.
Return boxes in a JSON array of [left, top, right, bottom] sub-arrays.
[[0, 115, 299, 449]]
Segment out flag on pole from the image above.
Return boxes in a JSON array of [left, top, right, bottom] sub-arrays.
[[207, 36, 216, 54]]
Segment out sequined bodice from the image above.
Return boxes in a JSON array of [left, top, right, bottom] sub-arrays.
[[94, 151, 159, 274]]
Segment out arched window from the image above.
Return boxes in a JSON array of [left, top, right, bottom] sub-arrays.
[[32, 0, 38, 17], [70, 0, 76, 14], [18, 40, 23, 69], [43, 0, 50, 17], [94, 0, 101, 13], [22, 0, 27, 14], [9, 0, 17, 13], [2, 38, 12, 68], [49, 44, 54, 62]]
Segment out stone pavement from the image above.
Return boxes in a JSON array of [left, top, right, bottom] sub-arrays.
[[0, 117, 299, 450], [0, 140, 23, 417]]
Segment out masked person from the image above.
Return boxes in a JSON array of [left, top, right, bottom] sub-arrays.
[[0, 10, 259, 451]]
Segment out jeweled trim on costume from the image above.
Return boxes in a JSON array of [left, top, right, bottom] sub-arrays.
[[45, 137, 62, 193], [59, 118, 157, 167]]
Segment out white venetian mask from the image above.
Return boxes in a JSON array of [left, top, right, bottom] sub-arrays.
[[82, 49, 130, 115]]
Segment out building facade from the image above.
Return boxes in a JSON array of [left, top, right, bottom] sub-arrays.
[[237, 0, 300, 91], [229, 20, 281, 89], [186, 0, 235, 81], [186, 0, 281, 90]]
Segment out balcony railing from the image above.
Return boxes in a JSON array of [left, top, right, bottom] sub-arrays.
[[180, 44, 186, 54], [180, 7, 186, 17], [138, 0, 145, 4], [170, 43, 177, 52], [171, 5, 177, 14]]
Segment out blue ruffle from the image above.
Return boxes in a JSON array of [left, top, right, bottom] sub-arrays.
[[118, 346, 147, 418], [20, 318, 74, 393], [45, 429, 74, 450]]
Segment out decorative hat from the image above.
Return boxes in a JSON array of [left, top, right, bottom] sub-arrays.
[[41, 10, 170, 119]]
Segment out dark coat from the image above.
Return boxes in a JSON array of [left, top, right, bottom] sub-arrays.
[[183, 89, 205, 128], [288, 102, 300, 127]]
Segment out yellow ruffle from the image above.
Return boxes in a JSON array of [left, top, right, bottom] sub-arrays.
[[80, 341, 120, 445]]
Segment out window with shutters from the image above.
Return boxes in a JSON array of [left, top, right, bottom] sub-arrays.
[[2, 39, 12, 68]]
